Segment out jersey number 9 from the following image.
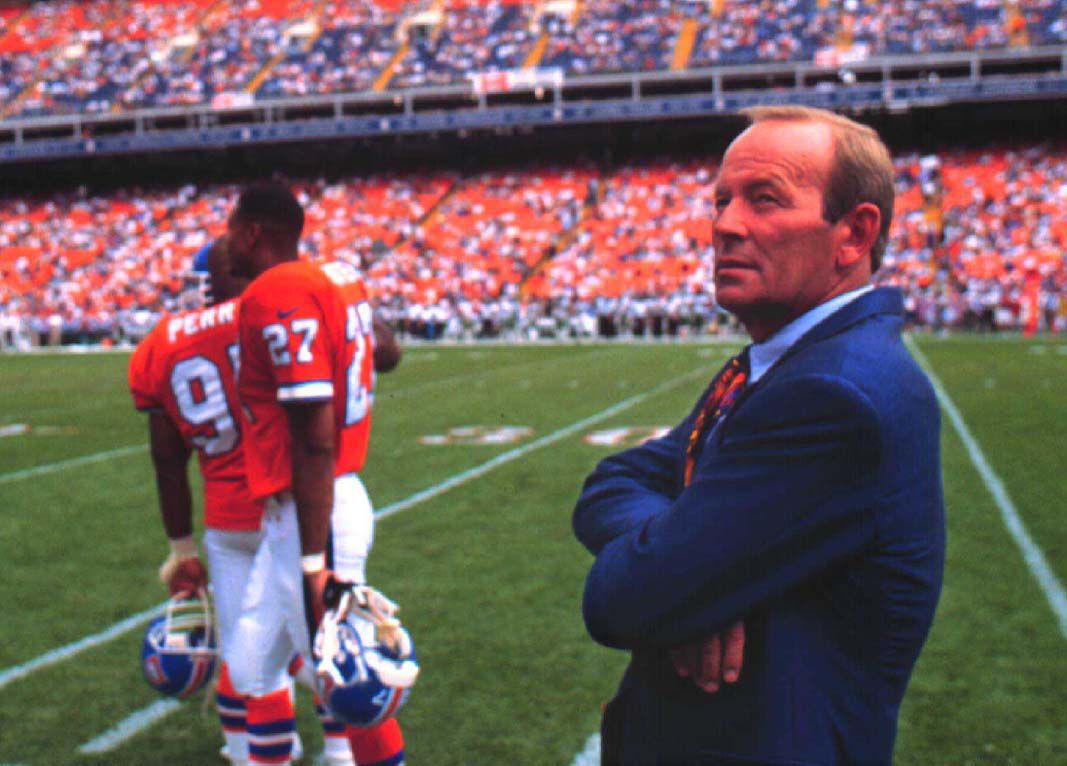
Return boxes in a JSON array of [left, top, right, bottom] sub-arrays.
[[170, 353, 239, 456]]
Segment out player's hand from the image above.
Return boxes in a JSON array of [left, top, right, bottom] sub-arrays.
[[160, 555, 208, 598], [669, 620, 745, 693], [159, 536, 207, 598], [303, 569, 357, 628]]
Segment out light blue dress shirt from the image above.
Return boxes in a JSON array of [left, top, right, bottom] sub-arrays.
[[748, 285, 874, 383]]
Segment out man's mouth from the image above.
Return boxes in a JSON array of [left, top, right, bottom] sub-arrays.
[[714, 257, 757, 277]]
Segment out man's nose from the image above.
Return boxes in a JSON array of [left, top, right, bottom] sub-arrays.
[[712, 200, 747, 242]]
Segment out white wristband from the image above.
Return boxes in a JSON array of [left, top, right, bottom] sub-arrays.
[[301, 553, 326, 574], [169, 535, 198, 559]]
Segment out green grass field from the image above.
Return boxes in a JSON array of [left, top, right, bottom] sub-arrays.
[[1, 338, 1065, 765]]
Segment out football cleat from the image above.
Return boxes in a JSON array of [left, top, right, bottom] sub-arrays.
[[313, 586, 420, 728], [141, 595, 218, 699]]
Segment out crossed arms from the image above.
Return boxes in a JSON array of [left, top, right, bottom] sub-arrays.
[[574, 374, 882, 650]]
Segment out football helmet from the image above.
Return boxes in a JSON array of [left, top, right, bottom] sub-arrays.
[[141, 595, 218, 699], [179, 242, 212, 310], [314, 585, 420, 728]]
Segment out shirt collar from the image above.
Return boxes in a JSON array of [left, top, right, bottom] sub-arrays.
[[748, 285, 873, 383]]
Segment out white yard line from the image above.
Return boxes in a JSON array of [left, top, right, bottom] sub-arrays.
[[906, 337, 1067, 639], [374, 366, 709, 520], [77, 700, 182, 755], [64, 367, 709, 755], [569, 733, 601, 766], [0, 601, 167, 691], [0, 444, 146, 485]]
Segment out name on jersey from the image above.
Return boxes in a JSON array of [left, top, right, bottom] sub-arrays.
[[167, 301, 237, 344]]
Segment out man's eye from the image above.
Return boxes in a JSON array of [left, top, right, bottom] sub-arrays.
[[754, 194, 779, 206]]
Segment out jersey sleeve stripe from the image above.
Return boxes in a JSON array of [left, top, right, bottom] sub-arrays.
[[276, 381, 334, 402]]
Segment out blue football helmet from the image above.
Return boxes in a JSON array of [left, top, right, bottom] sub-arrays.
[[141, 595, 218, 699], [313, 586, 420, 727], [179, 242, 213, 310]]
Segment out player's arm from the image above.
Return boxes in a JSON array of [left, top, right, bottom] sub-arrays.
[[286, 398, 336, 624], [148, 411, 208, 597], [373, 314, 401, 373]]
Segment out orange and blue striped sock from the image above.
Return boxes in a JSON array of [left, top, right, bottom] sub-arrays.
[[246, 687, 295, 765], [216, 662, 248, 762]]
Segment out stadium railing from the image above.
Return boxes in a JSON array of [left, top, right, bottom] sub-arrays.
[[1, 45, 1064, 163]]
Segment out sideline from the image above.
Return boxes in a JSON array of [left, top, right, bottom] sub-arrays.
[[67, 365, 712, 754], [905, 337, 1067, 638]]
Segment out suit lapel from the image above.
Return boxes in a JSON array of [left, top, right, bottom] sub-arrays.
[[707, 287, 903, 443]]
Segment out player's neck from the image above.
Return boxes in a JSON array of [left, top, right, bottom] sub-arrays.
[[257, 250, 299, 275]]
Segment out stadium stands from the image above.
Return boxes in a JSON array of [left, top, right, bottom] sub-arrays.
[[2, 0, 1065, 117], [3, 146, 1065, 344], [391, 0, 537, 89]]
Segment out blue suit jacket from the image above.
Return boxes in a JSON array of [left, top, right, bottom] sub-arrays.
[[574, 288, 945, 765]]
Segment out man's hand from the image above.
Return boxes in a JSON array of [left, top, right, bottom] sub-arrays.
[[669, 620, 745, 693], [159, 536, 208, 597], [302, 563, 360, 628]]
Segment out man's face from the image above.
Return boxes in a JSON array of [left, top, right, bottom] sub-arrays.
[[712, 120, 841, 338], [226, 213, 257, 279], [207, 234, 249, 303]]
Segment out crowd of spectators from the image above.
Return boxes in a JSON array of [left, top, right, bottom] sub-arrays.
[[258, 0, 401, 98], [392, 0, 536, 89], [877, 145, 1067, 334], [1, 0, 1064, 118], [2, 145, 1065, 349], [368, 165, 594, 307], [540, 0, 704, 76]]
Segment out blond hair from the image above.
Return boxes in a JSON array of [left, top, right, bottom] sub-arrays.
[[740, 105, 894, 271]]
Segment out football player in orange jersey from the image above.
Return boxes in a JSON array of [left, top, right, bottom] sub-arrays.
[[129, 237, 371, 766], [226, 183, 405, 766], [129, 235, 278, 764]]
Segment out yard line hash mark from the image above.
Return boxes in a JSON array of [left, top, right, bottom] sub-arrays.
[[906, 337, 1067, 639]]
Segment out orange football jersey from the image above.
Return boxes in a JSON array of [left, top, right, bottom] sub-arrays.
[[237, 260, 376, 501], [128, 298, 262, 531]]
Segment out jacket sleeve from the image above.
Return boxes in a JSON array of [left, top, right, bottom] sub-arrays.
[[572, 402, 701, 556], [582, 374, 882, 649]]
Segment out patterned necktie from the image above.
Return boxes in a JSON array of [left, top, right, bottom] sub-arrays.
[[684, 348, 750, 486]]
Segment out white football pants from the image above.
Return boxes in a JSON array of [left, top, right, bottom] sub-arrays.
[[226, 473, 375, 697], [203, 526, 263, 671]]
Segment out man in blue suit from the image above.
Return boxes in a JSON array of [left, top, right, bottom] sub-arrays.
[[574, 106, 945, 765]]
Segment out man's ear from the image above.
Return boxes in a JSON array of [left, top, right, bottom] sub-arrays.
[[834, 202, 881, 270]]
